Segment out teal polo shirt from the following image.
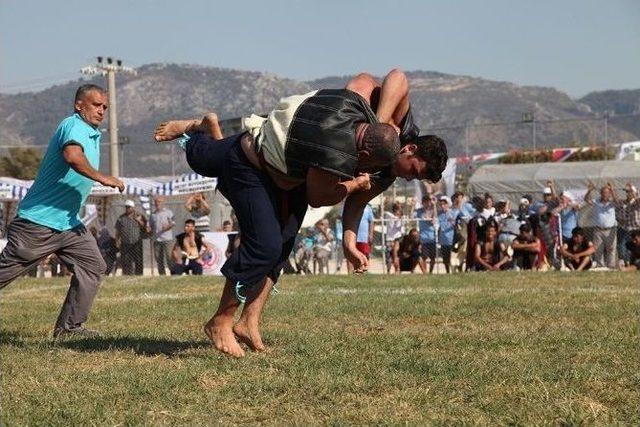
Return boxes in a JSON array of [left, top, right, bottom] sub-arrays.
[[18, 113, 101, 231]]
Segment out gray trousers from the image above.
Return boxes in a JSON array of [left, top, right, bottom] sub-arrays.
[[153, 240, 174, 276], [592, 226, 617, 269], [0, 218, 106, 331]]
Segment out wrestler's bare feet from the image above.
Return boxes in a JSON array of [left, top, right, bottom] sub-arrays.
[[204, 315, 245, 358], [154, 119, 197, 143], [233, 320, 266, 352]]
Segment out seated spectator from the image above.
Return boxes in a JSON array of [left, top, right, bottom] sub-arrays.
[[95, 226, 118, 275], [511, 223, 541, 270], [170, 219, 210, 275], [185, 192, 211, 233], [220, 220, 233, 232], [622, 230, 640, 272], [393, 228, 423, 273], [474, 221, 510, 271], [559, 227, 595, 271]]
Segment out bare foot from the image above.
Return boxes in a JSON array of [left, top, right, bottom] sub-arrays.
[[204, 315, 245, 358], [233, 320, 266, 352], [154, 119, 197, 143]]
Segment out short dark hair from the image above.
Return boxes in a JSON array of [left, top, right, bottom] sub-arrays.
[[495, 201, 507, 212], [519, 223, 532, 233], [453, 191, 464, 199], [630, 229, 640, 240], [185, 219, 196, 226], [360, 123, 401, 167], [75, 84, 106, 103], [222, 220, 231, 226], [415, 135, 448, 183], [572, 227, 585, 237]]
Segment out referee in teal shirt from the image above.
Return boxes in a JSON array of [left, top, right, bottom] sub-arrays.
[[0, 84, 124, 338]]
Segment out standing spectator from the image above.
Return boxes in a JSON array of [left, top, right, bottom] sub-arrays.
[[614, 183, 640, 266], [149, 196, 175, 276], [393, 228, 422, 273], [621, 230, 640, 271], [559, 227, 595, 271], [585, 182, 618, 269], [115, 200, 149, 275], [451, 191, 474, 271], [517, 197, 531, 222], [474, 220, 510, 271], [313, 219, 334, 274], [533, 181, 560, 215], [170, 219, 210, 275], [496, 200, 521, 247], [553, 191, 581, 245], [185, 192, 211, 233], [511, 223, 541, 270], [347, 203, 374, 273], [334, 216, 344, 273], [437, 196, 456, 273], [480, 193, 496, 220], [384, 202, 404, 273], [452, 191, 476, 221], [414, 195, 438, 273]]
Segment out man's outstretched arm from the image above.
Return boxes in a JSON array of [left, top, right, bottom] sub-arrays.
[[306, 168, 371, 208], [63, 145, 124, 191], [342, 179, 391, 272]]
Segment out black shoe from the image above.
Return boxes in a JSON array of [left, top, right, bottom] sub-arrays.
[[53, 327, 101, 340]]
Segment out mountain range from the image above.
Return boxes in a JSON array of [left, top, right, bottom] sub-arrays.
[[0, 63, 637, 177]]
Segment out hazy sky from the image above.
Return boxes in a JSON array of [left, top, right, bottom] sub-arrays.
[[1, 0, 638, 97]]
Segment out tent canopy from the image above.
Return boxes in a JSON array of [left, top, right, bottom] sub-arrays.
[[468, 160, 640, 203]]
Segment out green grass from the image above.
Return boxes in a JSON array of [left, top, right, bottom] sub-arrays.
[[1, 272, 638, 425]]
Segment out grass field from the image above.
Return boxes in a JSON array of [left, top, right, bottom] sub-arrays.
[[1, 272, 638, 425]]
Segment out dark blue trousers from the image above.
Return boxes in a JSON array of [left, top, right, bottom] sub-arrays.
[[185, 132, 307, 286]]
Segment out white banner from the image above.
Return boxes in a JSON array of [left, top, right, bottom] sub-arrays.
[[200, 231, 236, 275], [617, 141, 640, 160], [91, 184, 120, 196], [169, 178, 217, 196]]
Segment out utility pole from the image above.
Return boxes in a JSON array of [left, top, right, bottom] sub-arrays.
[[522, 111, 535, 151], [603, 110, 612, 149], [81, 57, 136, 177]]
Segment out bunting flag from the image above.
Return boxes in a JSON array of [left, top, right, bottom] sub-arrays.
[[551, 148, 577, 162]]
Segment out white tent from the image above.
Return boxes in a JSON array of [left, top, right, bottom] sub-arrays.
[[468, 160, 640, 204]]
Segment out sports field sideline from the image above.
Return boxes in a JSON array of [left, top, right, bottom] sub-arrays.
[[1, 272, 638, 425]]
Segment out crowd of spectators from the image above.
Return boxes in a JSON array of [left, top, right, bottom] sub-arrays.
[[381, 181, 640, 273]]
